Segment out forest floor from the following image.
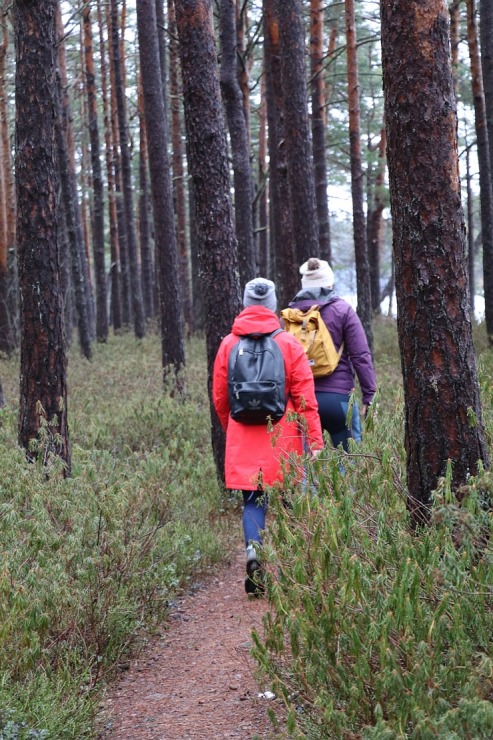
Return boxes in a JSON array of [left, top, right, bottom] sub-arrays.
[[98, 544, 287, 739]]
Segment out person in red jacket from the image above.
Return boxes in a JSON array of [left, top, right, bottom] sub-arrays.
[[213, 278, 324, 595]]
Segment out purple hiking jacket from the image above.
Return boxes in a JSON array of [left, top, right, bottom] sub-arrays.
[[288, 288, 377, 404]]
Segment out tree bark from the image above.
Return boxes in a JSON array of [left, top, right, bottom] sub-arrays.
[[466, 144, 476, 313], [278, 0, 319, 266], [110, 0, 146, 339], [55, 67, 93, 361], [450, 0, 461, 97], [138, 80, 155, 320], [15, 0, 71, 473], [480, 0, 493, 181], [257, 72, 269, 277], [236, 0, 251, 141], [168, 0, 193, 334], [467, 0, 493, 341], [380, 0, 489, 524], [106, 0, 130, 328], [187, 159, 203, 331], [97, 0, 122, 332], [137, 0, 186, 385], [220, 0, 256, 285], [263, 0, 297, 309], [174, 0, 241, 481], [0, 86, 8, 355], [310, 0, 331, 263], [0, 11, 16, 355], [57, 11, 95, 340], [367, 126, 387, 313], [345, 0, 373, 349], [83, 5, 108, 343]]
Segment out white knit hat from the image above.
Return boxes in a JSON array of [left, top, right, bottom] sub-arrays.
[[300, 258, 334, 289], [243, 278, 277, 312]]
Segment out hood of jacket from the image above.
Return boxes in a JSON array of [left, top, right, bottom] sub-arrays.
[[291, 286, 337, 305], [231, 306, 281, 337]]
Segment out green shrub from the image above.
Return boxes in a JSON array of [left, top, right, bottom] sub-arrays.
[[0, 334, 229, 737], [252, 327, 493, 738]]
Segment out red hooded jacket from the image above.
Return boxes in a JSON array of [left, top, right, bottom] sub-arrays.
[[212, 306, 324, 490]]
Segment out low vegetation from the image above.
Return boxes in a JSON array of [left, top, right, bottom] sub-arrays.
[[253, 319, 493, 737], [0, 319, 491, 738], [0, 332, 230, 738]]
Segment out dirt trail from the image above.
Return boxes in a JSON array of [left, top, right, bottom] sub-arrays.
[[100, 546, 285, 739]]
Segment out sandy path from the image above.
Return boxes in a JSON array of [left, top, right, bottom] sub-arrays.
[[99, 546, 285, 739]]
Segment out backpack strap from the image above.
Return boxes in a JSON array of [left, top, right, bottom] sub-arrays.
[[242, 327, 284, 340]]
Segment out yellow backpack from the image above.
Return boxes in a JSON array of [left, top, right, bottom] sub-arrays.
[[280, 305, 343, 378]]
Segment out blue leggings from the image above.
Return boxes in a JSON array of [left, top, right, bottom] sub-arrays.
[[242, 490, 267, 546], [315, 391, 361, 451]]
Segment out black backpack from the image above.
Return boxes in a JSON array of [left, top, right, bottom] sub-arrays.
[[228, 328, 286, 424]]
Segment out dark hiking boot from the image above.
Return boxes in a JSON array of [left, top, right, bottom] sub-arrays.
[[245, 557, 265, 597]]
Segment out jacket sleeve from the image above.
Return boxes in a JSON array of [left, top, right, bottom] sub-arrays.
[[281, 336, 324, 451], [212, 337, 232, 431], [342, 306, 377, 404]]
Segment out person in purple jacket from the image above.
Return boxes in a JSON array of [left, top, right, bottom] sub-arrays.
[[288, 257, 377, 451]]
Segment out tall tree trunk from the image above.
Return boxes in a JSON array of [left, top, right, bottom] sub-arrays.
[[78, 75, 93, 306], [278, 0, 319, 266], [345, 0, 373, 349], [0, 67, 8, 355], [263, 0, 297, 309], [466, 143, 476, 313], [467, 0, 493, 341], [168, 0, 193, 334], [325, 26, 338, 105], [57, 8, 94, 354], [220, 0, 256, 284], [110, 0, 146, 339], [106, 0, 130, 328], [15, 0, 71, 473], [138, 82, 155, 320], [380, 0, 489, 524], [257, 72, 269, 277], [480, 0, 493, 180], [58, 187, 74, 347], [450, 0, 461, 96], [367, 126, 387, 313], [0, 160, 8, 356], [187, 160, 203, 331], [137, 0, 186, 385], [55, 69, 93, 361], [110, 53, 131, 327], [0, 11, 14, 254], [83, 5, 108, 343], [58, 14, 95, 339], [0, 11, 15, 355], [154, 0, 167, 98], [236, 0, 251, 141], [310, 0, 331, 263], [174, 0, 241, 481], [97, 0, 122, 332]]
